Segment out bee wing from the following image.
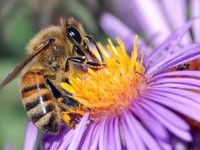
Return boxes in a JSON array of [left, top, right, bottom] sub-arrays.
[[0, 38, 55, 90]]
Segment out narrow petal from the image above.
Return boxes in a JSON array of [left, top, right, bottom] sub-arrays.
[[79, 123, 97, 149], [68, 113, 89, 150], [146, 87, 200, 108], [132, 103, 173, 150], [146, 43, 200, 76], [99, 119, 108, 150], [121, 111, 143, 149], [160, 0, 191, 44], [98, 118, 122, 150], [130, 0, 171, 46], [140, 100, 189, 130], [130, 103, 169, 141], [124, 109, 161, 150], [114, 117, 122, 150], [150, 71, 200, 82], [58, 130, 74, 150], [23, 121, 38, 150], [90, 122, 102, 149], [100, 12, 134, 50], [107, 119, 116, 150], [137, 101, 192, 141], [42, 127, 71, 150], [150, 77, 200, 89], [124, 110, 147, 150], [191, 0, 200, 41], [157, 141, 172, 150], [152, 82, 200, 91], [145, 18, 196, 67], [143, 89, 200, 122]]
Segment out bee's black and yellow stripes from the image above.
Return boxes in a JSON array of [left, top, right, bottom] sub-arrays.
[[20, 68, 61, 134]]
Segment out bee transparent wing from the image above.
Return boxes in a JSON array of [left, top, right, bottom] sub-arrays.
[[0, 38, 55, 90]]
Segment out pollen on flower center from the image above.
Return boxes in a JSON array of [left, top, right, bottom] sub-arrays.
[[61, 36, 146, 121]]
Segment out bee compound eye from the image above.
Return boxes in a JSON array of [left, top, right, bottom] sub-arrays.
[[66, 26, 82, 44]]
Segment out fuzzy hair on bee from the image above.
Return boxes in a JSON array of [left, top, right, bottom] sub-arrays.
[[0, 17, 104, 134]]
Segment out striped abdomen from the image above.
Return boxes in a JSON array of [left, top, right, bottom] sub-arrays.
[[20, 68, 61, 134]]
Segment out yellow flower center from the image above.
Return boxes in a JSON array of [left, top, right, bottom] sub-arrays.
[[61, 36, 146, 121]]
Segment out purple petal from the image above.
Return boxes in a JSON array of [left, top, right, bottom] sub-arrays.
[[42, 127, 71, 150], [150, 71, 200, 82], [157, 141, 172, 150], [90, 122, 102, 149], [123, 109, 161, 150], [98, 118, 122, 150], [145, 18, 196, 67], [23, 121, 38, 150], [121, 111, 143, 149], [146, 87, 200, 108], [68, 113, 89, 150], [140, 100, 189, 130], [114, 117, 122, 150], [132, 104, 173, 150], [150, 76, 200, 91], [99, 119, 107, 150], [100, 12, 134, 50], [152, 82, 200, 91], [160, 0, 191, 44], [150, 77, 200, 88], [78, 123, 97, 149], [146, 43, 200, 76], [124, 110, 146, 150], [130, 0, 171, 46], [130, 103, 169, 141], [57, 129, 74, 150], [100, 118, 118, 150], [137, 101, 192, 141], [143, 89, 200, 122], [191, 0, 200, 41]]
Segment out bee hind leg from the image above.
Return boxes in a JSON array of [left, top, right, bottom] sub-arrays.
[[59, 95, 87, 128], [61, 111, 76, 128]]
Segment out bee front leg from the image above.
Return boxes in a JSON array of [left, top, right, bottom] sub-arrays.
[[65, 56, 86, 71], [86, 61, 106, 69]]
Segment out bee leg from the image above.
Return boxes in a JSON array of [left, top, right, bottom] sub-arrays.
[[65, 56, 86, 71], [86, 61, 106, 69], [44, 77, 63, 98], [61, 111, 76, 128], [59, 95, 87, 115], [59, 96, 87, 128], [84, 35, 104, 62], [63, 95, 80, 107]]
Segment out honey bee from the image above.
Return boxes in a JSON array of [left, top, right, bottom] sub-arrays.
[[0, 18, 104, 134]]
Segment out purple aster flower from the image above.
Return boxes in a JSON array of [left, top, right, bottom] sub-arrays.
[[24, 18, 200, 149]]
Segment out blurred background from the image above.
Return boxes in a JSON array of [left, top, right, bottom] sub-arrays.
[[0, 0, 106, 149]]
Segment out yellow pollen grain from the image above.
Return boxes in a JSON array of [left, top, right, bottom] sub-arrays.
[[61, 36, 146, 120]]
